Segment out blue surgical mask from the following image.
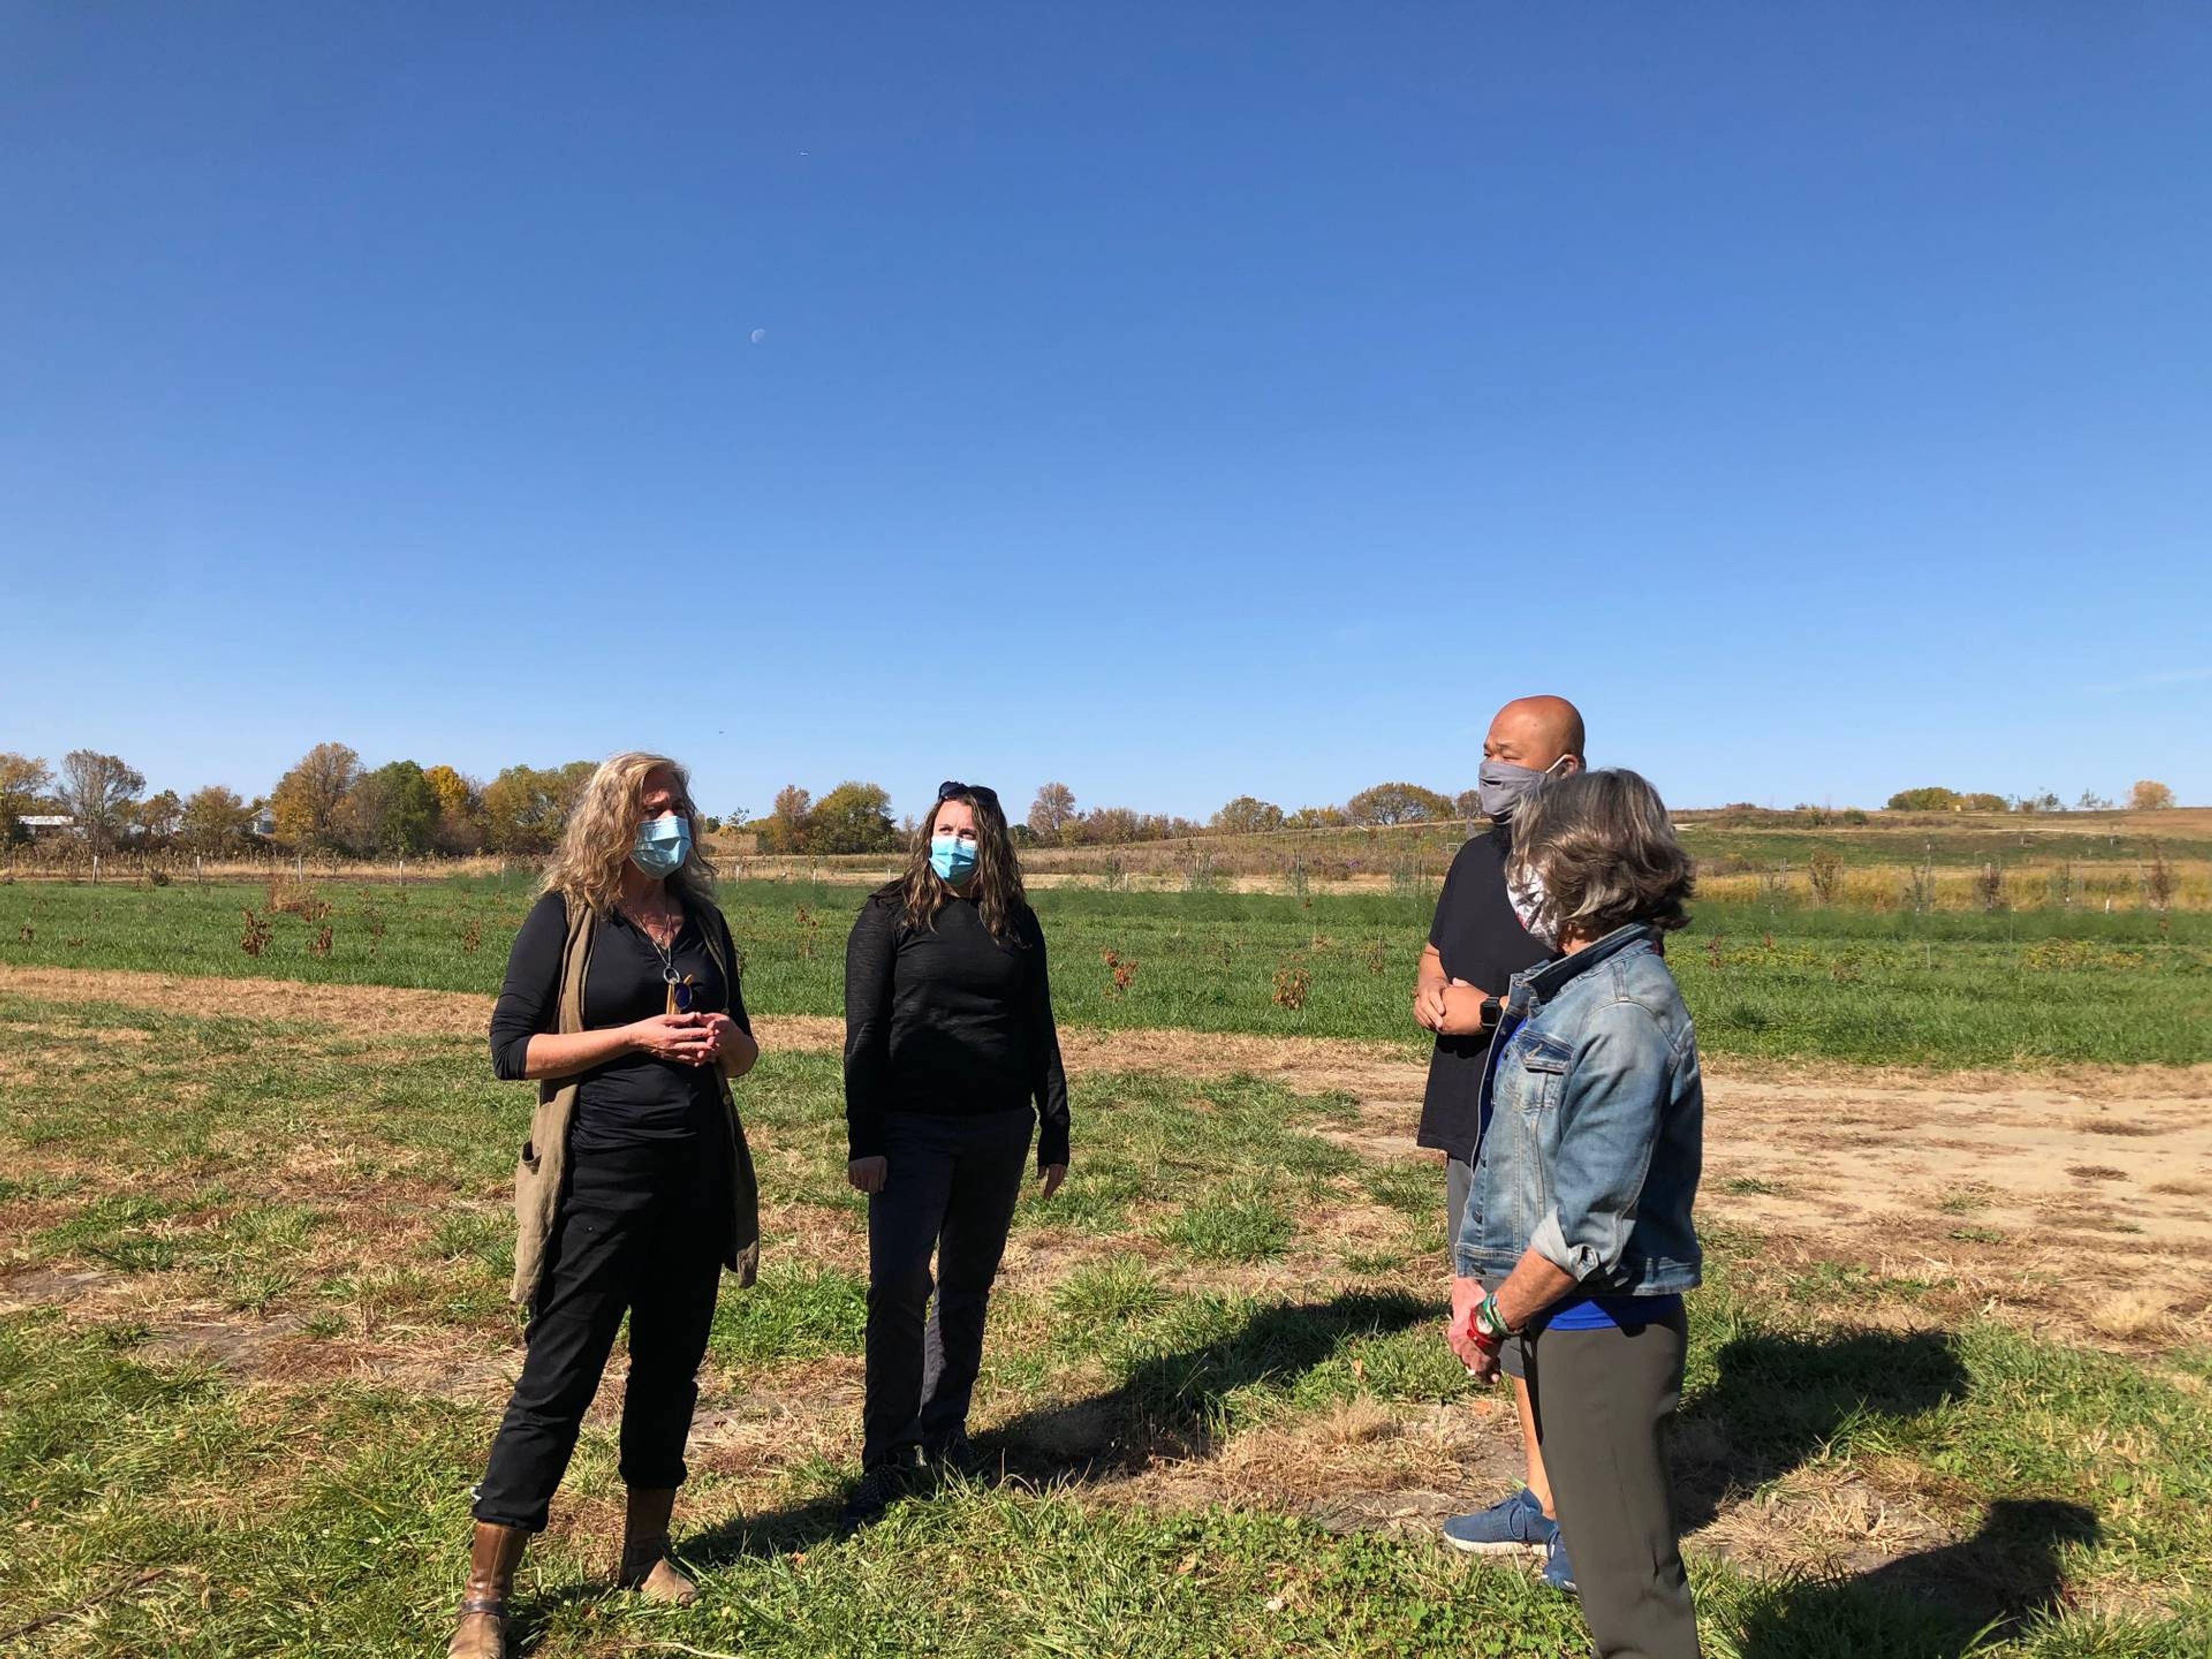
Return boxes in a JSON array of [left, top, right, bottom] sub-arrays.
[[631, 815, 692, 879], [930, 835, 978, 883], [1478, 755, 1571, 823]]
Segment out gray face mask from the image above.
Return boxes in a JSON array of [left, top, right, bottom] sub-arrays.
[[1477, 755, 1569, 823]]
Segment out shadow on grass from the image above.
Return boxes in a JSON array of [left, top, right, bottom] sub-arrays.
[[684, 1491, 850, 1569], [1682, 1331, 2100, 1654], [1673, 1328, 1969, 1531], [1732, 1498, 2100, 1659], [976, 1290, 1435, 1484]]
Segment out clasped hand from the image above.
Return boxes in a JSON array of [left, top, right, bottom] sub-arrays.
[[1414, 978, 1487, 1036], [1446, 1273, 1502, 1383], [626, 1010, 740, 1067]]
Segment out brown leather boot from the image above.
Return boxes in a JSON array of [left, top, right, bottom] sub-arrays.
[[617, 1486, 699, 1605], [448, 1521, 528, 1659]]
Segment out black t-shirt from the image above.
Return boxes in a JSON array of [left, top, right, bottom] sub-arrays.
[[1418, 827, 1550, 1162], [490, 891, 751, 1152], [842, 889, 1071, 1171]]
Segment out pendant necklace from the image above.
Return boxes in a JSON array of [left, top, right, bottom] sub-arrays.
[[631, 905, 694, 1014]]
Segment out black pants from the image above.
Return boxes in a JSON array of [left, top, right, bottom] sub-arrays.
[[474, 1141, 727, 1532], [1523, 1305, 1699, 1659], [862, 1107, 1033, 1471]]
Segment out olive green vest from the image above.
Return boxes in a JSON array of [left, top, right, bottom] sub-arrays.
[[509, 895, 761, 1304]]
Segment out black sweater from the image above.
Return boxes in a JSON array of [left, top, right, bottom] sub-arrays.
[[842, 889, 1070, 1169], [490, 890, 751, 1151]]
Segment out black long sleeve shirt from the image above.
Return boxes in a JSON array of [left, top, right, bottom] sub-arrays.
[[842, 889, 1070, 1170], [490, 890, 751, 1152], [1416, 827, 1550, 1162]]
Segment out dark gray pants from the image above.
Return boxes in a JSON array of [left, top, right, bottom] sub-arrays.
[[862, 1107, 1033, 1471], [1446, 1154, 1523, 1380], [1522, 1306, 1699, 1659]]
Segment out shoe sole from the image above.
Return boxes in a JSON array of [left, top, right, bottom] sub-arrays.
[[1441, 1533, 1550, 1556]]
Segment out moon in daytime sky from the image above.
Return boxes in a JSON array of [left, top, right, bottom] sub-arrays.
[[749, 328, 768, 346]]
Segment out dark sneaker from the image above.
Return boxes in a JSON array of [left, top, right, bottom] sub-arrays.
[[1441, 1487, 1558, 1555], [1541, 1530, 1578, 1594], [921, 1432, 983, 1480], [839, 1465, 907, 1532]]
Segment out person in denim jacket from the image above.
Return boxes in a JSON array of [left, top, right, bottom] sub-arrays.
[[1446, 768, 1703, 1659]]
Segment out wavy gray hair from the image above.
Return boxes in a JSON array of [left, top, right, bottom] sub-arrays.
[[1508, 768, 1695, 941]]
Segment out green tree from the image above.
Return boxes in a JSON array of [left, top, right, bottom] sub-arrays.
[[1885, 786, 1961, 812], [270, 743, 362, 849], [1959, 792, 2009, 813], [809, 781, 899, 854], [1344, 782, 1456, 827], [0, 752, 54, 843], [58, 750, 147, 850], [344, 760, 440, 855], [1210, 796, 1285, 835], [1284, 804, 1347, 830], [480, 762, 594, 854], [180, 786, 254, 855]]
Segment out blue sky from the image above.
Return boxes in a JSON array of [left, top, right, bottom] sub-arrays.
[[5, 3, 2208, 821]]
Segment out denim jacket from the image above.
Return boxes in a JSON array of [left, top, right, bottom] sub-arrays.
[[1453, 922, 1703, 1297]]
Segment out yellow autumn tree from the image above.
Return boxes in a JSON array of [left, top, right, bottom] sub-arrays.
[[269, 743, 361, 849]]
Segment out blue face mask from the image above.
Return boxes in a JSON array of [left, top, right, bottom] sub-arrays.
[[930, 834, 978, 883], [631, 815, 692, 879]]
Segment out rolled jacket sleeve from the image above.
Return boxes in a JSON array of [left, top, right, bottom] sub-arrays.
[[1527, 1000, 1672, 1285]]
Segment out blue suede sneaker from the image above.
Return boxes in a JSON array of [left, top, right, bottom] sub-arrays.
[[1541, 1530, 1578, 1593], [1441, 1487, 1558, 1555]]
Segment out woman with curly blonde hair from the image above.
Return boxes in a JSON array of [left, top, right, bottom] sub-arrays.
[[449, 753, 760, 1659]]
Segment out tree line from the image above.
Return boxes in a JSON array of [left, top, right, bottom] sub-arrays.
[[0, 745, 626, 858], [0, 748, 1502, 859], [1887, 782, 2175, 813], [3, 745, 2181, 860]]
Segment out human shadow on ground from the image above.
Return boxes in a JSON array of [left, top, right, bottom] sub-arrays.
[[972, 1289, 1435, 1487], [672, 1291, 1434, 1562], [1671, 1327, 1970, 1531], [1731, 1497, 2101, 1658], [682, 1490, 850, 1569]]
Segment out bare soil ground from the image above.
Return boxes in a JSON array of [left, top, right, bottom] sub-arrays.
[[7, 964, 2207, 1338]]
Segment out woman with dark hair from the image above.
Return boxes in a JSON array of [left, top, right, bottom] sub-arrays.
[[449, 753, 760, 1659], [840, 780, 1070, 1525], [1445, 767, 1703, 1659]]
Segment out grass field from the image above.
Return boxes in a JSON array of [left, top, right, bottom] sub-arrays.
[[3, 874, 2209, 1067], [2, 867, 2209, 1655], [2, 976, 2209, 1657]]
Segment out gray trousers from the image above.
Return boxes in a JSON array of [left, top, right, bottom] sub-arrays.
[[862, 1107, 1033, 1470], [1446, 1154, 1524, 1380], [1522, 1306, 1699, 1659]]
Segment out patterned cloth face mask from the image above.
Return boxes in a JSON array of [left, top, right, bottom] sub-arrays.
[[1507, 863, 1563, 952]]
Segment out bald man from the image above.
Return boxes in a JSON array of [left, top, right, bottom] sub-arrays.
[[1415, 695, 1584, 1586]]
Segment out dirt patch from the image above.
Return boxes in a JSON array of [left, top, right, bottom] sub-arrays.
[[9, 964, 2210, 1343]]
